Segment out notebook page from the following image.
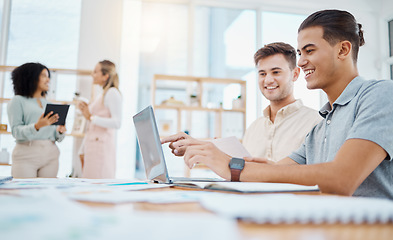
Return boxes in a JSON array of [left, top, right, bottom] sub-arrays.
[[210, 136, 251, 158]]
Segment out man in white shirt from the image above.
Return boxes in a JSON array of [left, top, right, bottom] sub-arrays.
[[242, 42, 321, 161]]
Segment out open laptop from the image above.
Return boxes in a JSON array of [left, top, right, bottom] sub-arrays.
[[133, 105, 226, 184]]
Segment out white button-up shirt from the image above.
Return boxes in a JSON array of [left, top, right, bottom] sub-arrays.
[[242, 99, 321, 162]]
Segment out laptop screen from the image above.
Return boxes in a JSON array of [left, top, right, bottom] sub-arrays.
[[133, 106, 169, 183]]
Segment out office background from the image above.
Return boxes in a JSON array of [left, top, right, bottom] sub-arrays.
[[0, 0, 392, 179]]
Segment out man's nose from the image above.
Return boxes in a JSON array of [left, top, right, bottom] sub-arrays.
[[298, 55, 307, 68], [265, 74, 274, 83]]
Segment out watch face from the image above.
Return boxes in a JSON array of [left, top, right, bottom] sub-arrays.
[[230, 158, 245, 170]]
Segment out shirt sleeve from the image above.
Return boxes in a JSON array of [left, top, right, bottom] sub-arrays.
[[346, 80, 393, 161], [90, 88, 122, 129], [288, 141, 307, 164], [287, 108, 321, 164], [7, 97, 38, 141]]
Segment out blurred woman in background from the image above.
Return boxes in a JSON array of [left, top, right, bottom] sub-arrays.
[[8, 62, 66, 178], [78, 60, 122, 179]]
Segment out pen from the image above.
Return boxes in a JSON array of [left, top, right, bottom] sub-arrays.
[[107, 182, 149, 186]]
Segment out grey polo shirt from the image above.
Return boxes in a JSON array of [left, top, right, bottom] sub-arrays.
[[289, 76, 393, 199]]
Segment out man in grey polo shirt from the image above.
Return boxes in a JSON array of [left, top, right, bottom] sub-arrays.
[[162, 9, 393, 199], [288, 76, 393, 198]]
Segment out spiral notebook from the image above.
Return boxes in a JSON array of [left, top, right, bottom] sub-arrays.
[[200, 193, 393, 224]]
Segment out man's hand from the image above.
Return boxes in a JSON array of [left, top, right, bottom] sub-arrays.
[[161, 132, 233, 179], [172, 138, 232, 180], [35, 112, 59, 131], [161, 132, 193, 156]]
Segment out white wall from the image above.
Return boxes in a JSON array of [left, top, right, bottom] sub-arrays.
[[77, 0, 123, 69], [116, 0, 141, 179], [381, 0, 393, 18], [200, 0, 386, 79], [380, 0, 393, 79]]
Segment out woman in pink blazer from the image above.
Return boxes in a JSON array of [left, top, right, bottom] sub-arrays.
[[78, 60, 122, 178]]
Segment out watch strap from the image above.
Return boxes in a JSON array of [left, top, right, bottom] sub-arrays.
[[230, 168, 241, 182]]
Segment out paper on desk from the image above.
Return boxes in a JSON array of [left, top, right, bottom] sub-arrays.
[[69, 190, 210, 204], [199, 193, 393, 224], [0, 189, 96, 240], [0, 178, 168, 191], [0, 189, 240, 240], [95, 212, 241, 240], [210, 136, 251, 158], [174, 181, 319, 193], [0, 177, 90, 189]]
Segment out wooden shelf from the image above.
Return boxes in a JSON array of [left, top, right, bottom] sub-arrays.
[[0, 130, 84, 138], [51, 100, 78, 105], [0, 98, 10, 103], [154, 105, 246, 113], [0, 98, 78, 105], [154, 74, 246, 84], [152, 74, 246, 139], [0, 163, 11, 166], [68, 133, 85, 138], [0, 65, 90, 75]]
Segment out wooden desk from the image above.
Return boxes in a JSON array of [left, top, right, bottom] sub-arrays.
[[78, 187, 393, 240]]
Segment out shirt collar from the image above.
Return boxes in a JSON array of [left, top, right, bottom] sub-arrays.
[[263, 99, 304, 118], [319, 102, 331, 118], [319, 76, 365, 118]]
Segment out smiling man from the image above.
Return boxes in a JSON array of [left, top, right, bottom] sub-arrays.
[[242, 42, 321, 161], [162, 9, 393, 199]]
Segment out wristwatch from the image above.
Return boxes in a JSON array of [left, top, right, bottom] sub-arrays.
[[229, 157, 245, 182]]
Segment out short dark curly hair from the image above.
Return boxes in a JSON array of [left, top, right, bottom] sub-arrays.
[[11, 62, 50, 97]]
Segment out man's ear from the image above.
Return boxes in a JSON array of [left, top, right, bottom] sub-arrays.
[[292, 67, 300, 82], [338, 41, 352, 60]]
